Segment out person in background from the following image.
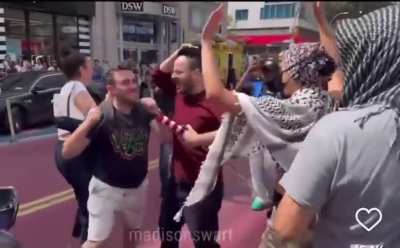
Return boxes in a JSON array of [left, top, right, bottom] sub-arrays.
[[54, 51, 96, 243], [102, 59, 111, 75], [33, 56, 45, 71], [48, 61, 58, 71], [42, 58, 49, 71], [21, 56, 32, 72], [140, 70, 152, 98], [92, 59, 105, 83], [14, 58, 22, 72], [3, 55, 11, 73], [236, 58, 282, 97]]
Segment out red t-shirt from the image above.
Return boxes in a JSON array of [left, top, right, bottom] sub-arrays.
[[153, 69, 223, 184]]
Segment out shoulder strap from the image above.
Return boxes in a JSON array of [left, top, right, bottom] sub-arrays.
[[99, 99, 114, 120], [66, 82, 77, 117]]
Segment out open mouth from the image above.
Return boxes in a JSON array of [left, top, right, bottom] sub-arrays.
[[175, 81, 183, 92]]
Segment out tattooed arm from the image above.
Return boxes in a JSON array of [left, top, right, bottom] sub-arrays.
[[258, 194, 315, 248]]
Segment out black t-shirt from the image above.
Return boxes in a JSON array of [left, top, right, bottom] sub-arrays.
[[91, 100, 155, 188]]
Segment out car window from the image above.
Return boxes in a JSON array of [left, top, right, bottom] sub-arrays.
[[34, 74, 68, 90], [0, 72, 43, 91]]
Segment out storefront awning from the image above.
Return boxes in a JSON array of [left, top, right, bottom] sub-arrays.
[[228, 34, 318, 45]]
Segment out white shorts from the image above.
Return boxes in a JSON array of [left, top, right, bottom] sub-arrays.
[[87, 176, 148, 242]]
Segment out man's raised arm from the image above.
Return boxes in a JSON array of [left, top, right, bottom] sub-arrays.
[[62, 107, 102, 160]]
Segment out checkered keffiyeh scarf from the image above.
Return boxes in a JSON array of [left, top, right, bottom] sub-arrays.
[[281, 42, 335, 87], [337, 4, 400, 112], [173, 43, 335, 221]]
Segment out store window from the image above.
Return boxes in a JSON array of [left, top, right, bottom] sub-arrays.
[[190, 7, 208, 32], [4, 8, 28, 63], [170, 22, 177, 43], [122, 16, 155, 43], [260, 4, 296, 19], [56, 15, 78, 57], [29, 12, 54, 67], [235, 9, 248, 21]]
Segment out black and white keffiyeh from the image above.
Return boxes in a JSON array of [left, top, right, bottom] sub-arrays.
[[337, 4, 400, 111], [174, 85, 334, 221], [174, 3, 400, 222]]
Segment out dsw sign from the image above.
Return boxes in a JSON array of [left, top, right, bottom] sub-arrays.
[[121, 2, 144, 12]]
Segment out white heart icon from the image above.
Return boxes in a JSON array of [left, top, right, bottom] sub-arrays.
[[355, 207, 383, 232]]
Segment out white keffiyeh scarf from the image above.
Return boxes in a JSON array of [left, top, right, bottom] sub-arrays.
[[174, 86, 334, 221]]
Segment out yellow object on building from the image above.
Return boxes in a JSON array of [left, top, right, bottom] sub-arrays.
[[213, 38, 246, 87]]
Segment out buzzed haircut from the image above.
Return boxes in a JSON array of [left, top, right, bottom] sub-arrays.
[[177, 45, 202, 71]]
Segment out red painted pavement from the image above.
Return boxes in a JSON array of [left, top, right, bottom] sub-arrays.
[[1, 133, 267, 248]]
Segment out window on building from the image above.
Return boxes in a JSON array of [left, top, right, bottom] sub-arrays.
[[260, 4, 296, 19], [191, 7, 206, 32], [56, 15, 78, 57], [235, 9, 248, 21], [29, 12, 54, 66], [122, 17, 155, 43], [4, 8, 28, 63], [170, 22, 177, 43]]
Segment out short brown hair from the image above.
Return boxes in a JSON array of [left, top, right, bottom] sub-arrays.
[[105, 67, 136, 85], [177, 46, 202, 71]]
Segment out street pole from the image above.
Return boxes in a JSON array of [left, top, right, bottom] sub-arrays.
[[6, 99, 16, 142]]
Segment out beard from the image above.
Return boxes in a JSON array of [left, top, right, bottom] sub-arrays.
[[175, 78, 195, 95], [116, 93, 138, 105]]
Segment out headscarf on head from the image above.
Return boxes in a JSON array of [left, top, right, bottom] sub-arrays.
[[337, 4, 400, 112], [173, 42, 336, 221], [281, 42, 336, 87]]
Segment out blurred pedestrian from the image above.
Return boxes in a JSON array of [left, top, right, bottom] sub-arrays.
[[53, 51, 96, 243]]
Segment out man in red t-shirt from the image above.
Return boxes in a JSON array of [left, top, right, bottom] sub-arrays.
[[153, 45, 223, 248]]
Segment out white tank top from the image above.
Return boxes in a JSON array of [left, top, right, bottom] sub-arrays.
[[57, 80, 88, 140]]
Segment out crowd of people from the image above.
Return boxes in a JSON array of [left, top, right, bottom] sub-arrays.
[[50, 1, 400, 248], [3, 55, 60, 74]]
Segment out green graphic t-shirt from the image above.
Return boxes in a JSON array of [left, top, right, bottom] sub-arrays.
[[91, 100, 155, 188]]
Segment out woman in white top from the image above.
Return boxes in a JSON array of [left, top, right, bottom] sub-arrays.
[[54, 52, 96, 243]]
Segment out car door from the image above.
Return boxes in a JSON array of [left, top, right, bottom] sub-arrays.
[[28, 73, 67, 124]]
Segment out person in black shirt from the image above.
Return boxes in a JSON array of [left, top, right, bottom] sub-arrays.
[[62, 68, 160, 248]]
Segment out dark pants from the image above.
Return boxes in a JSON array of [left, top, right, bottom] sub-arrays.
[[159, 143, 173, 198], [159, 177, 223, 248], [54, 141, 92, 242]]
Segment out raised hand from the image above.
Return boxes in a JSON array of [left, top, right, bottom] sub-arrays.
[[202, 3, 225, 42], [313, 1, 329, 33], [85, 107, 102, 127], [140, 97, 161, 115]]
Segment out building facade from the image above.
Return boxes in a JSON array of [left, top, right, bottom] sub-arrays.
[[227, 2, 319, 57], [92, 1, 223, 69], [0, 1, 94, 71], [92, 1, 182, 69], [178, 2, 224, 43]]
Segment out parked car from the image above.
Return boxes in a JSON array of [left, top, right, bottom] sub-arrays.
[[0, 71, 67, 133]]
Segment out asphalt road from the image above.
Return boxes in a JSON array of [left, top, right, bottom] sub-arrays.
[[1, 129, 267, 248]]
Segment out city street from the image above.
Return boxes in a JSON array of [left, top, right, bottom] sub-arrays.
[[1, 130, 267, 248]]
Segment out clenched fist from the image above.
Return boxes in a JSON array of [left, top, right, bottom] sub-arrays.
[[85, 107, 102, 127], [140, 97, 161, 115]]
